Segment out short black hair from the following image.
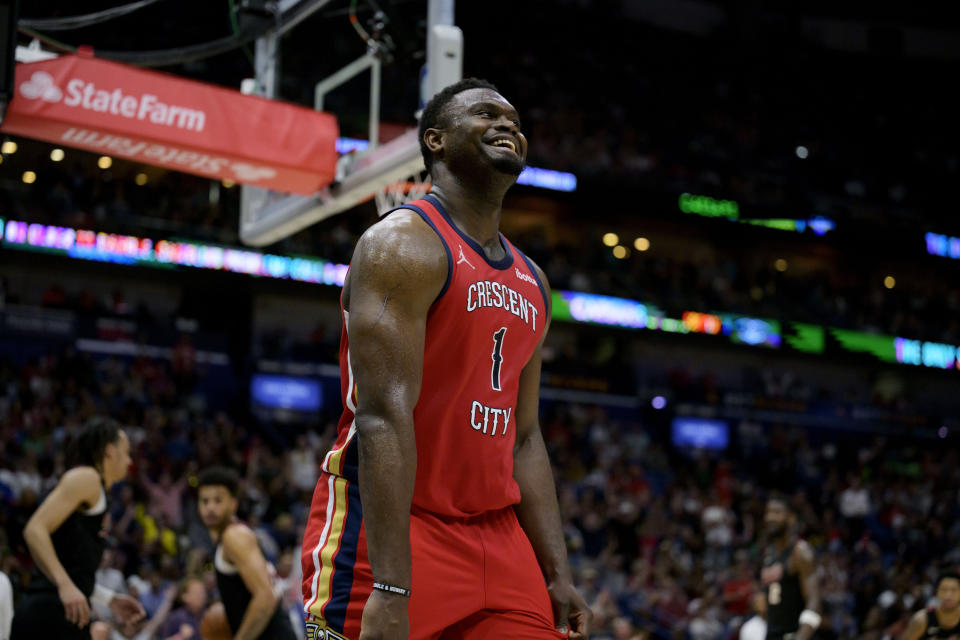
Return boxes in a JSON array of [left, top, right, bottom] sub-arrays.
[[418, 77, 499, 174], [68, 416, 122, 469], [197, 466, 240, 496], [938, 571, 960, 588]]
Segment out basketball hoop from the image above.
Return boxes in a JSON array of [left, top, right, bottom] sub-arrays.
[[374, 169, 432, 216]]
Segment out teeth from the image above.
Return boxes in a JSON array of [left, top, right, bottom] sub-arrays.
[[491, 139, 516, 152]]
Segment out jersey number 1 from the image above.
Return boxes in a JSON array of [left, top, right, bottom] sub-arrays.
[[491, 327, 507, 391]]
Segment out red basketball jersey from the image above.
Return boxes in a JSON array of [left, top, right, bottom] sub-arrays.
[[319, 194, 548, 517]]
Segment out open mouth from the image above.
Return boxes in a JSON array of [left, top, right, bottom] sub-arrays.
[[487, 138, 518, 154]]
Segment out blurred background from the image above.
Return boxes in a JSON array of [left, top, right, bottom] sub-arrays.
[[2, 1, 960, 639]]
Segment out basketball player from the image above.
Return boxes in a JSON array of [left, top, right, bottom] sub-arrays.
[[196, 466, 297, 640], [761, 497, 821, 640], [901, 572, 960, 640], [300, 78, 591, 640], [11, 418, 145, 639]]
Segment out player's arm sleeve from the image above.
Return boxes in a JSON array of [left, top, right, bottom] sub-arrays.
[[902, 610, 928, 640], [348, 212, 447, 591], [223, 526, 279, 640], [23, 466, 102, 590], [511, 265, 567, 582]]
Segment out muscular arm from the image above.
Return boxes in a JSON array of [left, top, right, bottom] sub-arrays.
[[23, 466, 101, 590], [902, 610, 928, 640], [793, 541, 821, 640], [222, 525, 279, 640], [347, 212, 447, 637], [512, 266, 591, 638]]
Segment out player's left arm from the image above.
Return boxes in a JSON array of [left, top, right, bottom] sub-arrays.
[[793, 540, 822, 640], [222, 525, 279, 640], [513, 262, 592, 639]]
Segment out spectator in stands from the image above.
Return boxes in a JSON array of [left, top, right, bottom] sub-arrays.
[[160, 578, 207, 640]]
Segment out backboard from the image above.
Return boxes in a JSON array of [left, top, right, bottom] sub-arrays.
[[239, 1, 462, 247]]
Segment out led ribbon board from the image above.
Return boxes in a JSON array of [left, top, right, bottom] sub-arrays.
[[0, 219, 347, 286], [678, 194, 834, 234], [3, 219, 956, 371], [926, 232, 960, 260]]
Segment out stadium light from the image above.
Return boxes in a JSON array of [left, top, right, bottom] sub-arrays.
[[50, 148, 65, 162], [97, 156, 113, 169], [22, 171, 36, 184], [603, 232, 619, 247], [1, 141, 17, 154], [634, 237, 650, 251]]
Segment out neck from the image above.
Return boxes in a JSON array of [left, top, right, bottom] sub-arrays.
[[773, 532, 792, 551], [208, 520, 233, 543], [430, 165, 513, 249], [939, 606, 960, 622]]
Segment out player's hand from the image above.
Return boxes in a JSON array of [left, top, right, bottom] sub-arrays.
[[359, 590, 409, 640], [58, 580, 91, 628], [110, 593, 147, 624], [547, 579, 593, 639]]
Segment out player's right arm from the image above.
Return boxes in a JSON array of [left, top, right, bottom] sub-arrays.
[[902, 610, 928, 640], [22, 465, 102, 628], [347, 211, 447, 640]]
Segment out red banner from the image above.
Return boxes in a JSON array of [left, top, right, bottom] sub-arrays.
[[1, 53, 338, 195]]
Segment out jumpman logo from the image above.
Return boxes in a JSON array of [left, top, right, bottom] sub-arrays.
[[456, 245, 475, 269]]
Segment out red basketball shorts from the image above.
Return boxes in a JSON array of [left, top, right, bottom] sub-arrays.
[[301, 472, 566, 640]]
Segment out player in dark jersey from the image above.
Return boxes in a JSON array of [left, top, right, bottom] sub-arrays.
[[761, 497, 821, 640], [300, 78, 591, 640], [11, 417, 144, 639], [902, 572, 960, 640], [197, 466, 297, 640]]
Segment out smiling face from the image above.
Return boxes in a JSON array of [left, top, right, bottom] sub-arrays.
[[429, 88, 528, 178]]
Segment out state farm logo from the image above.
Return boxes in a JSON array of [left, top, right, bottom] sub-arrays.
[[20, 71, 63, 102], [19, 71, 206, 132]]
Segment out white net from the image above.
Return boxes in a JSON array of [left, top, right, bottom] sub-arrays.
[[374, 169, 432, 216]]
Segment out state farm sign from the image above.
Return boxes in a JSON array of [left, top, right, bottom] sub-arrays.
[[22, 70, 206, 131], [2, 53, 338, 195]]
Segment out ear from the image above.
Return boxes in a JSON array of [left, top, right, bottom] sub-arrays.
[[423, 127, 445, 157]]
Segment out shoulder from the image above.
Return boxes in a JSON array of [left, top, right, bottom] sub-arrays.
[[221, 522, 258, 553], [521, 254, 551, 295], [911, 608, 930, 631], [512, 249, 552, 319], [356, 209, 448, 271], [792, 539, 814, 561], [789, 539, 815, 573], [58, 466, 102, 501], [349, 209, 448, 299]]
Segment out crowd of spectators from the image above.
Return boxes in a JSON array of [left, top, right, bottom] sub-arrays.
[[0, 339, 956, 639]]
